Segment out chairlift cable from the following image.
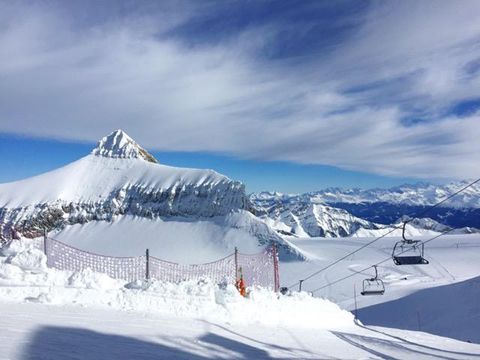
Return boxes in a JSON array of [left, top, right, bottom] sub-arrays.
[[286, 177, 480, 290], [310, 227, 456, 293], [286, 226, 400, 289]]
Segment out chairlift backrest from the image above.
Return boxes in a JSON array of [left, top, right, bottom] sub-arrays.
[[402, 220, 414, 244], [360, 265, 385, 296], [392, 222, 429, 265]]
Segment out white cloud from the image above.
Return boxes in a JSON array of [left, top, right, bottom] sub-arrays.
[[0, 1, 479, 180]]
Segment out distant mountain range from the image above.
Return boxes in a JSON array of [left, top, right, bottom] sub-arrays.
[[250, 183, 480, 238], [252, 181, 480, 208]]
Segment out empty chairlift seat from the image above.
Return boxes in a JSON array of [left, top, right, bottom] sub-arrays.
[[361, 265, 385, 296], [392, 221, 429, 266]]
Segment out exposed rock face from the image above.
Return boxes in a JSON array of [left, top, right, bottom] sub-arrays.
[[92, 129, 158, 163], [250, 191, 480, 238], [0, 130, 249, 239], [253, 198, 380, 238]]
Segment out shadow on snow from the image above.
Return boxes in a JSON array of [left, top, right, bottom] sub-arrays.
[[356, 276, 480, 344], [21, 326, 276, 360]]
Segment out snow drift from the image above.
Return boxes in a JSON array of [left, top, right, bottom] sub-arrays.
[[0, 239, 352, 329]]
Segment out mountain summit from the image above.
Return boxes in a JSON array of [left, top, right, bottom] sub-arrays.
[[0, 128, 299, 260], [92, 129, 158, 163]]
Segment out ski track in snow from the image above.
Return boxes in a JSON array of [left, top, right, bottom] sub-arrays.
[[1, 302, 480, 360]]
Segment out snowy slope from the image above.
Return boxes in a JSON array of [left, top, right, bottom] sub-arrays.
[[0, 240, 342, 328], [2, 302, 480, 360], [1, 238, 479, 359], [0, 155, 244, 208], [0, 130, 303, 259], [0, 130, 247, 224], [357, 276, 480, 343], [351, 222, 440, 237], [48, 212, 304, 263], [280, 234, 480, 343]]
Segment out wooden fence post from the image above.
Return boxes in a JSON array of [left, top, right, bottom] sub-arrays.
[[272, 242, 280, 292], [145, 248, 150, 281], [234, 247, 238, 281], [354, 284, 358, 321], [43, 228, 47, 255]]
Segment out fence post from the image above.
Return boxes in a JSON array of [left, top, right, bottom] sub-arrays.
[[299, 279, 304, 292], [272, 242, 280, 292], [354, 284, 358, 321], [234, 247, 238, 281], [145, 248, 150, 281], [43, 228, 47, 256]]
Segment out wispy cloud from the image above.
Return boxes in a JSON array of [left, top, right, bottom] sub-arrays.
[[0, 0, 479, 179]]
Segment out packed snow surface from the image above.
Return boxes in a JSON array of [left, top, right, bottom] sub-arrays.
[[280, 233, 480, 343], [1, 238, 480, 359], [3, 302, 480, 360]]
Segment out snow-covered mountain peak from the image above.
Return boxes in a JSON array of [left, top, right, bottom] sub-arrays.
[[92, 129, 158, 163]]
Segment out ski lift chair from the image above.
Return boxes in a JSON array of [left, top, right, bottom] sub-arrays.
[[392, 221, 429, 265], [361, 265, 385, 296]]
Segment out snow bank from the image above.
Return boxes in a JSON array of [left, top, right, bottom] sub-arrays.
[[0, 240, 352, 329], [67, 268, 120, 290], [7, 248, 47, 272]]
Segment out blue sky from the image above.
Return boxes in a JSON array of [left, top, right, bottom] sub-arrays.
[[0, 133, 423, 193], [0, 0, 479, 192]]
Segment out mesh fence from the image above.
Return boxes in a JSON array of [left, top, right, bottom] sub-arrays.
[[46, 238, 146, 282], [149, 255, 236, 285], [44, 237, 278, 289], [31, 237, 45, 251], [237, 250, 276, 289]]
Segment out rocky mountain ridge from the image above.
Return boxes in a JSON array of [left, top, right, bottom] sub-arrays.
[[251, 187, 480, 238], [252, 180, 480, 209], [0, 130, 247, 239]]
